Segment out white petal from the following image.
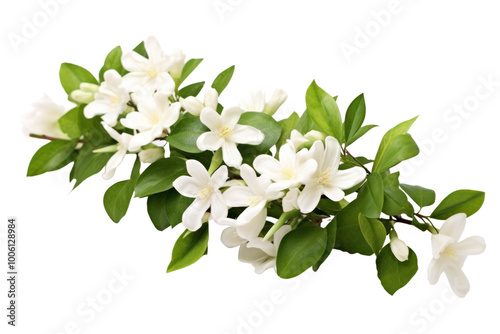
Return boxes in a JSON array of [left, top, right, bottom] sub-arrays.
[[238, 243, 269, 264], [331, 167, 366, 190], [236, 208, 267, 240], [253, 259, 276, 274], [427, 258, 445, 285], [322, 136, 341, 170], [455, 236, 486, 256], [121, 51, 148, 72], [322, 185, 345, 202], [200, 107, 223, 131], [237, 200, 266, 226], [182, 199, 210, 231], [283, 188, 300, 212], [210, 193, 228, 222], [295, 159, 318, 184], [290, 130, 309, 148], [278, 142, 297, 167], [101, 122, 122, 143], [445, 263, 470, 298], [297, 183, 322, 213], [221, 227, 247, 248], [239, 164, 262, 195], [122, 72, 148, 92], [173, 175, 203, 198], [253, 155, 283, 181], [221, 106, 244, 129], [121, 112, 152, 131], [102, 151, 126, 180], [263, 89, 288, 115], [240, 90, 266, 112], [222, 141, 242, 168], [182, 97, 204, 116], [128, 131, 154, 152], [103, 69, 122, 87], [431, 234, 455, 259], [440, 213, 467, 241], [223, 187, 255, 207], [144, 36, 164, 61], [211, 165, 229, 188], [204, 88, 219, 111], [390, 238, 409, 262], [186, 160, 210, 183], [197, 132, 224, 151], [273, 225, 292, 249], [247, 237, 276, 257], [84, 101, 110, 118], [230, 125, 265, 145]]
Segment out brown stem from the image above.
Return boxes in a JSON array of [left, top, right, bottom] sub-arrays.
[[345, 149, 371, 174], [29, 134, 87, 143]]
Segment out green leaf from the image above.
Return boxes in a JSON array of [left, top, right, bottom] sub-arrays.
[[344, 93, 366, 145], [178, 81, 205, 99], [133, 41, 148, 58], [135, 157, 187, 198], [167, 113, 209, 153], [58, 107, 82, 139], [334, 200, 374, 255], [305, 81, 343, 141], [316, 198, 348, 216], [167, 224, 209, 273], [430, 190, 485, 220], [59, 63, 98, 95], [177, 58, 203, 87], [99, 46, 127, 81], [382, 174, 414, 216], [313, 218, 337, 271], [338, 155, 373, 170], [164, 189, 194, 228], [27, 140, 77, 176], [102, 157, 140, 223], [373, 116, 418, 172], [357, 172, 384, 218], [376, 244, 418, 295], [276, 112, 299, 150], [277, 226, 327, 279], [346, 124, 378, 146], [71, 142, 113, 188], [375, 134, 420, 173], [211, 65, 235, 95], [400, 184, 436, 208], [147, 192, 170, 231], [238, 112, 282, 164], [358, 214, 386, 254]]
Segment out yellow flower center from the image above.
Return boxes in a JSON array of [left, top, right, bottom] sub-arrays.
[[197, 186, 213, 200], [219, 126, 232, 138], [246, 196, 261, 207], [149, 112, 160, 125], [318, 167, 332, 185], [443, 246, 457, 259], [146, 67, 158, 78], [281, 165, 295, 179], [110, 96, 122, 106]]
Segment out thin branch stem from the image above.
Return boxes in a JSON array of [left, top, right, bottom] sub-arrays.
[[29, 134, 87, 143], [345, 149, 371, 174]]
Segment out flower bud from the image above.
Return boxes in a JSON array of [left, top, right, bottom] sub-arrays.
[[139, 147, 165, 163], [263, 88, 288, 116], [289, 130, 309, 148], [182, 96, 204, 116], [390, 231, 409, 262], [70, 90, 94, 104], [304, 130, 326, 142], [80, 82, 99, 93], [204, 88, 219, 111], [168, 49, 186, 80]]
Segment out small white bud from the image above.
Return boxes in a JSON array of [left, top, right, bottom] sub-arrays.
[[80, 82, 99, 93], [263, 88, 288, 116], [204, 88, 219, 111], [139, 147, 165, 164], [182, 96, 204, 116], [390, 231, 409, 262], [168, 49, 186, 80], [304, 130, 326, 142], [70, 90, 94, 104]]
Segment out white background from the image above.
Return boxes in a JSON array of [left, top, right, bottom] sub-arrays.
[[1, 0, 499, 333]]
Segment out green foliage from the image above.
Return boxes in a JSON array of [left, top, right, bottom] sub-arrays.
[[59, 63, 98, 95], [147, 192, 170, 231], [376, 245, 418, 295], [400, 184, 436, 208], [358, 214, 386, 254], [211, 65, 235, 95], [357, 172, 384, 218], [344, 93, 366, 145], [177, 58, 203, 87], [238, 112, 282, 164], [313, 218, 337, 271], [71, 142, 113, 188], [346, 124, 378, 146], [178, 81, 205, 99], [334, 200, 374, 255], [135, 157, 187, 197], [277, 112, 299, 150], [431, 190, 485, 220], [277, 226, 327, 279], [133, 41, 148, 58], [58, 107, 83, 139], [294, 109, 322, 135], [167, 113, 209, 153], [27, 140, 77, 176], [167, 224, 209, 273], [99, 46, 127, 81]]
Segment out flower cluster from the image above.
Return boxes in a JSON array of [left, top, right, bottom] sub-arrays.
[[25, 36, 486, 297]]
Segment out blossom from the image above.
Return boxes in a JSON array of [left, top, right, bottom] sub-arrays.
[[390, 231, 409, 262], [22, 94, 69, 139], [121, 93, 181, 152], [167, 49, 186, 80], [138, 147, 165, 163], [196, 107, 264, 167], [240, 89, 288, 116], [297, 136, 366, 213], [221, 226, 247, 248], [223, 164, 283, 227], [289, 129, 325, 148], [238, 225, 291, 274], [253, 141, 317, 191], [283, 188, 300, 212], [99, 122, 133, 180], [182, 87, 218, 116], [173, 160, 228, 231], [121, 36, 175, 95], [428, 213, 486, 297], [84, 70, 130, 127], [70, 82, 99, 104]]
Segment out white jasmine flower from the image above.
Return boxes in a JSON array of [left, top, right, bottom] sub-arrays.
[[283, 188, 300, 212], [428, 213, 486, 297], [223, 164, 283, 226], [167, 49, 186, 80], [219, 207, 268, 241], [22, 95, 69, 139], [238, 225, 291, 274], [138, 147, 165, 163], [173, 160, 228, 231], [121, 93, 181, 152], [297, 137, 366, 213], [100, 122, 133, 180], [121, 36, 175, 95], [70, 82, 99, 104], [84, 70, 130, 127], [290, 129, 325, 148], [240, 89, 288, 116], [253, 141, 317, 191], [390, 231, 409, 262], [182, 87, 218, 116], [197, 107, 264, 167], [221, 226, 248, 248]]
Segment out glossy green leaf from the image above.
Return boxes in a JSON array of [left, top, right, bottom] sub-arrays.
[[373, 116, 418, 172], [334, 200, 374, 255], [58, 107, 82, 139], [346, 124, 378, 146], [357, 172, 384, 218], [211, 65, 235, 95], [178, 81, 205, 99], [277, 226, 327, 279], [59, 63, 98, 95], [133, 41, 148, 58], [295, 109, 322, 135], [167, 113, 209, 153], [164, 189, 194, 228], [358, 214, 386, 254], [376, 244, 418, 295], [167, 224, 209, 273], [27, 140, 77, 176], [99, 46, 127, 81], [375, 134, 419, 173], [238, 112, 282, 163], [177, 58, 203, 87], [135, 157, 187, 198], [344, 93, 366, 144], [400, 184, 436, 208], [305, 81, 343, 141], [430, 190, 485, 220], [147, 192, 170, 231], [71, 142, 113, 188], [313, 218, 337, 271], [276, 112, 299, 150]]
